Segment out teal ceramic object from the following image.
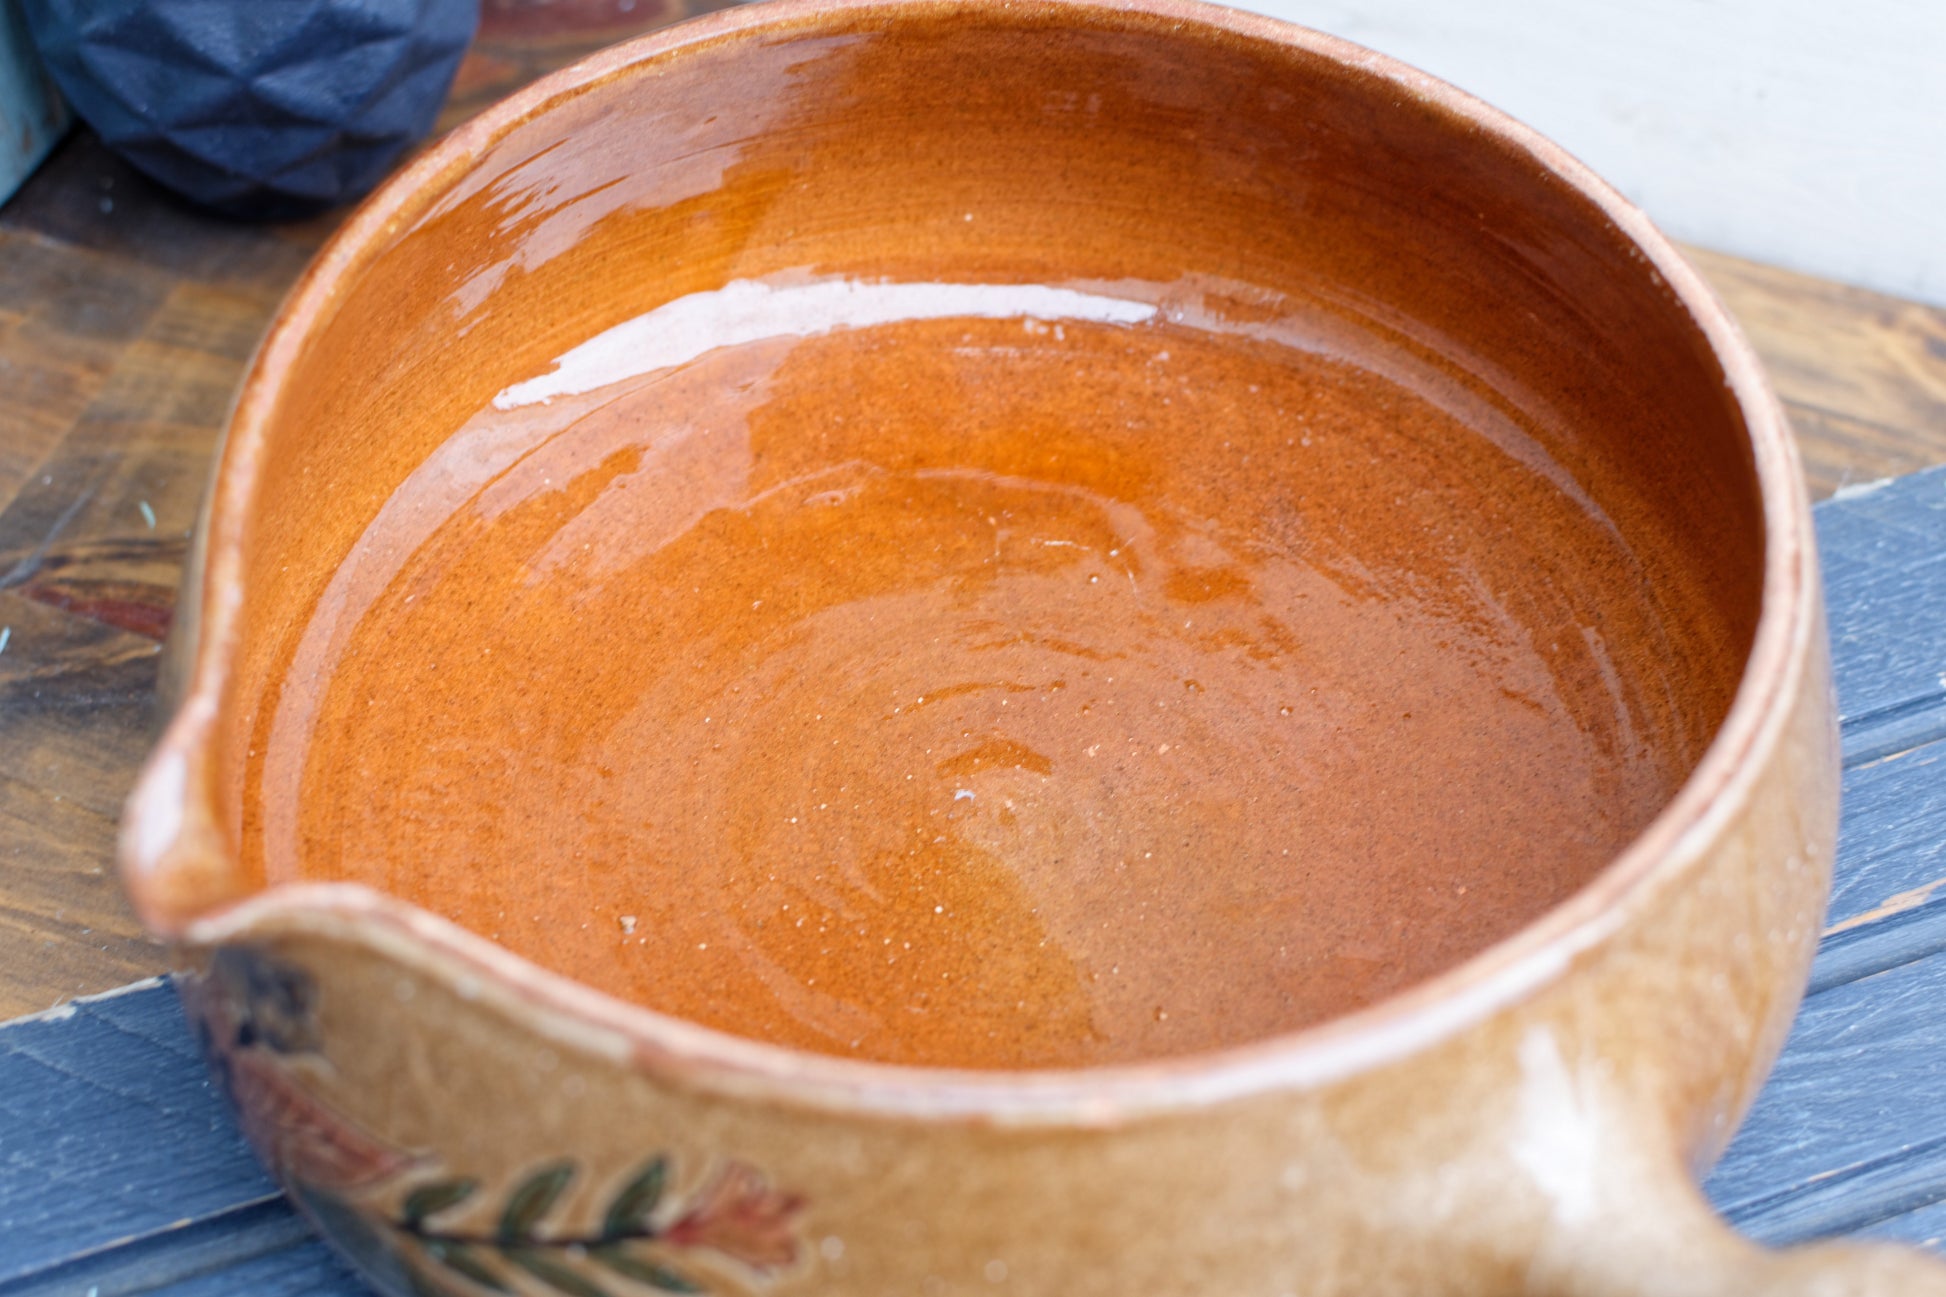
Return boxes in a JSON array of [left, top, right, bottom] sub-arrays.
[[0, 0, 68, 204]]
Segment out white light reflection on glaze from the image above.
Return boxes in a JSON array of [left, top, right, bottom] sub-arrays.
[[491, 279, 1161, 409]]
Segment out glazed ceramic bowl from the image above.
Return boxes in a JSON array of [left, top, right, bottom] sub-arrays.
[[121, 0, 1946, 1293]]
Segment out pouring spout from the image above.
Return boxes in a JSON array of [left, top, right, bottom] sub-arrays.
[[121, 691, 247, 940]]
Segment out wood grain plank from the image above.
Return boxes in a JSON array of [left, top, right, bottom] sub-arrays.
[[0, 752, 162, 1006], [0, 278, 262, 1014], [0, 581, 161, 817], [0, 277, 243, 603], [1785, 402, 1946, 502], [0, 133, 330, 301], [1685, 244, 1946, 468], [0, 231, 175, 498], [0, 255, 311, 1005]]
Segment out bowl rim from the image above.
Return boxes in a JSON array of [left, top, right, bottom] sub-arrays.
[[122, 0, 1816, 1125]]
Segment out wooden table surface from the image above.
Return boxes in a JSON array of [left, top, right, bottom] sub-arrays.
[[2, 1, 1946, 1025]]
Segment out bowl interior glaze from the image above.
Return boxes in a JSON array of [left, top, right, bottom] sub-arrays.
[[203, 2, 1765, 1072]]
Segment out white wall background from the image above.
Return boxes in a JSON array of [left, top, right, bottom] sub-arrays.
[[1238, 0, 1946, 306]]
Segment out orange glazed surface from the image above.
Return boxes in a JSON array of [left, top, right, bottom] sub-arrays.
[[239, 278, 1697, 1070]]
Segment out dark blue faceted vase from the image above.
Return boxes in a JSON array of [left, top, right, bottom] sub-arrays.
[[21, 0, 479, 218]]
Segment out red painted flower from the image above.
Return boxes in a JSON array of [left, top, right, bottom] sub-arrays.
[[663, 1160, 806, 1274], [225, 1047, 417, 1191]]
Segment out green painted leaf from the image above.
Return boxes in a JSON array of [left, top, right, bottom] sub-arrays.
[[592, 1245, 704, 1293], [404, 1178, 480, 1227], [601, 1158, 668, 1240], [425, 1239, 511, 1293], [507, 1247, 611, 1297], [499, 1162, 577, 1243]]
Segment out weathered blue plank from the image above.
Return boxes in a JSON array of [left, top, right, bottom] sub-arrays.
[[1810, 741, 1946, 993], [1858, 1193, 1946, 1251], [1827, 744, 1946, 928], [1704, 469, 1946, 1241], [1819, 465, 1946, 761], [1704, 453, 1946, 1246], [0, 1197, 361, 1297], [138, 1236, 361, 1297], [0, 981, 280, 1289], [1708, 889, 1946, 1241], [1698, 469, 1946, 1245]]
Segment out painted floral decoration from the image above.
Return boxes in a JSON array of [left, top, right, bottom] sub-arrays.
[[184, 945, 808, 1297]]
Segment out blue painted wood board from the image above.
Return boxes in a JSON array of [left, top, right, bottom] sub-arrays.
[[1819, 472, 1946, 763], [0, 985, 358, 1292], [1, 464, 1943, 1292]]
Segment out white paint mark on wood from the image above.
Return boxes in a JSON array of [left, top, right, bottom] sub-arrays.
[[1, 976, 169, 1029], [1832, 476, 1898, 501], [1827, 875, 1946, 936]]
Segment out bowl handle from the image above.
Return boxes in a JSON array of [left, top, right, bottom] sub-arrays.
[[1550, 1190, 1946, 1295], [1481, 1029, 1946, 1296], [1522, 1132, 1946, 1296]]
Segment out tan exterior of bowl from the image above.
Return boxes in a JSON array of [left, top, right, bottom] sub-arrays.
[[119, 0, 1946, 1292]]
